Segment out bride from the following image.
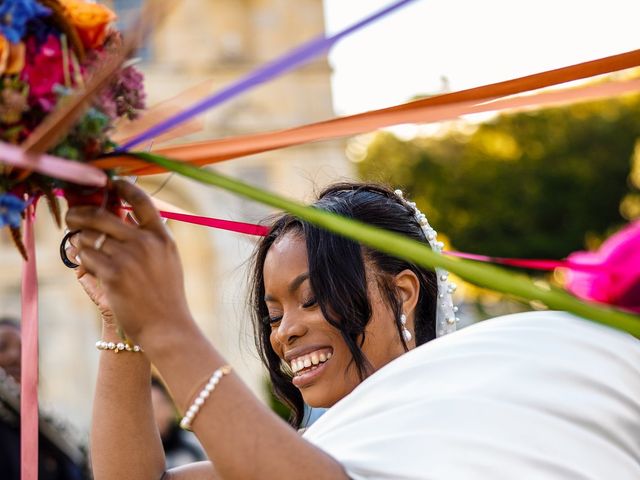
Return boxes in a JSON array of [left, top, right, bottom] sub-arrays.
[[65, 181, 640, 480]]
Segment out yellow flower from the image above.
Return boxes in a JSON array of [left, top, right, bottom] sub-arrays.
[[59, 0, 117, 50], [0, 35, 25, 75]]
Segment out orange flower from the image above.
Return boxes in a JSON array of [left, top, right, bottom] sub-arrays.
[[59, 0, 117, 50], [0, 35, 25, 74]]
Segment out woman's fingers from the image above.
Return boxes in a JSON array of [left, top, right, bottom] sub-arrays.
[[76, 229, 122, 257], [66, 206, 135, 242], [114, 180, 166, 234], [65, 232, 81, 262], [74, 246, 117, 283]]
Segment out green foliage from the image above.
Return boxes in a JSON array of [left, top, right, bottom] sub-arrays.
[[356, 95, 640, 258]]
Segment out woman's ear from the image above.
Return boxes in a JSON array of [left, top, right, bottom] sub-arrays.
[[394, 269, 420, 317]]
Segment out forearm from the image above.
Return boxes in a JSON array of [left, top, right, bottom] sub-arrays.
[[143, 320, 347, 480], [91, 323, 166, 480]]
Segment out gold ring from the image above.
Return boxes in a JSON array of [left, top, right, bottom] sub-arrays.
[[94, 233, 107, 252]]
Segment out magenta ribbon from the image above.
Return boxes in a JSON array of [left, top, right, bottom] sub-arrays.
[[117, 0, 417, 151], [121, 206, 270, 236], [146, 206, 603, 274], [157, 210, 269, 236], [21, 204, 38, 480], [446, 251, 605, 273]]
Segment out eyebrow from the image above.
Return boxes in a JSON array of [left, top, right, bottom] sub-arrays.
[[264, 272, 310, 302]]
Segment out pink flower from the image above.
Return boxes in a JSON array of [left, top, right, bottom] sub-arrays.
[[566, 220, 640, 313], [21, 35, 70, 111]]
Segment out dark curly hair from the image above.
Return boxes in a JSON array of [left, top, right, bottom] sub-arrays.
[[250, 182, 438, 428]]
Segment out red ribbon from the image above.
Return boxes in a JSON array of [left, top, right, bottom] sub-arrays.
[[20, 204, 38, 480]]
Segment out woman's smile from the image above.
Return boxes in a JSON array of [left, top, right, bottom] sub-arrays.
[[287, 347, 333, 388]]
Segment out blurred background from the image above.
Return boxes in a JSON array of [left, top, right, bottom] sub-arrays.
[[1, 0, 639, 437]]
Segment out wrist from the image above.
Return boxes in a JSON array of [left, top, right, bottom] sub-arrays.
[[101, 323, 123, 341], [136, 313, 203, 359]]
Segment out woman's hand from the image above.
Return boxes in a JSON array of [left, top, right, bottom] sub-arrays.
[[66, 235, 116, 326], [65, 180, 193, 345]]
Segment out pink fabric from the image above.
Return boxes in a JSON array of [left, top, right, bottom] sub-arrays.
[[566, 221, 640, 313], [20, 206, 39, 480]]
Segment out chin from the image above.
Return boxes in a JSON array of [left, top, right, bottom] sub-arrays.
[[298, 377, 352, 409], [301, 388, 339, 409]]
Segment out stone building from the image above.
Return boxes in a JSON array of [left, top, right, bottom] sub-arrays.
[[0, 0, 350, 431]]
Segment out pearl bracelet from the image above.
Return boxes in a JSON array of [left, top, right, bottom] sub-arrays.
[[180, 365, 232, 431], [95, 340, 143, 353]]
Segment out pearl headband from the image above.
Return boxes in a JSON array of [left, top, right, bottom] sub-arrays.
[[394, 190, 458, 337]]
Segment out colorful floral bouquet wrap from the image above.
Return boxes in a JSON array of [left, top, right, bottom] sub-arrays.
[[0, 0, 145, 257]]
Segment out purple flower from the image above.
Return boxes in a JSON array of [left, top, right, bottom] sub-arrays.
[[0, 0, 51, 43], [0, 193, 27, 228], [112, 65, 146, 120]]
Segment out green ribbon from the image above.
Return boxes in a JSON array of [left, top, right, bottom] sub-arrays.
[[128, 151, 640, 337]]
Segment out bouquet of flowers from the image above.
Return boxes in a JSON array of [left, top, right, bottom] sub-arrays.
[[0, 0, 145, 258]]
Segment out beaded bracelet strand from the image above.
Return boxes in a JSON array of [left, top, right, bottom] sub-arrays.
[[95, 340, 143, 353], [180, 365, 232, 431]]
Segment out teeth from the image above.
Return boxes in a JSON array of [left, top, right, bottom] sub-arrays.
[[289, 350, 333, 374]]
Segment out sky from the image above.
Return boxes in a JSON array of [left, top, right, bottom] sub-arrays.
[[323, 0, 640, 116]]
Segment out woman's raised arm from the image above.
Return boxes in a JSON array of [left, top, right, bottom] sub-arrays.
[[66, 248, 168, 480], [66, 181, 347, 480], [91, 322, 166, 480]]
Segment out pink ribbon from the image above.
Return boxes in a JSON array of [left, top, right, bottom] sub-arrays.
[[134, 203, 611, 277], [120, 205, 270, 236], [20, 204, 38, 480], [157, 210, 269, 236], [0, 141, 107, 186], [445, 251, 605, 272]]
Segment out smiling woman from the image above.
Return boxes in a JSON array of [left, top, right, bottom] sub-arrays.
[[254, 183, 440, 426], [63, 180, 640, 480]]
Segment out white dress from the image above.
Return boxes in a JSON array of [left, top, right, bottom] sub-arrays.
[[303, 311, 640, 479]]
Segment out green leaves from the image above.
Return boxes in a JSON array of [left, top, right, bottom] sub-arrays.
[[130, 151, 640, 337], [357, 96, 640, 259]]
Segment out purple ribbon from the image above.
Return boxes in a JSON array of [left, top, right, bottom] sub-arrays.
[[117, 0, 417, 151]]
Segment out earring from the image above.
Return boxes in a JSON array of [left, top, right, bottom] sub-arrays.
[[400, 313, 412, 342]]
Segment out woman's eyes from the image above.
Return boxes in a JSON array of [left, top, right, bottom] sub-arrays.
[[302, 296, 317, 308], [265, 297, 317, 326], [265, 314, 283, 326]]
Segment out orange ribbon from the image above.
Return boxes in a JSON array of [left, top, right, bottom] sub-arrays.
[[93, 49, 640, 175]]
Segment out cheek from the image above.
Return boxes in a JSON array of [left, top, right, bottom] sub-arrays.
[[269, 328, 283, 358]]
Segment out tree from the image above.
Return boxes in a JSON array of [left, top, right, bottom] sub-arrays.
[[356, 94, 640, 259]]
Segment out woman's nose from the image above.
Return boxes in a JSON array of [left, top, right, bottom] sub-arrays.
[[275, 312, 308, 346]]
